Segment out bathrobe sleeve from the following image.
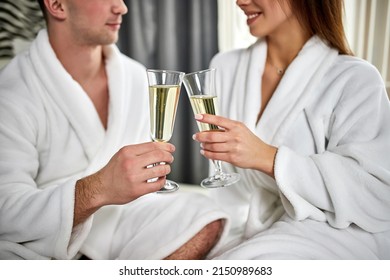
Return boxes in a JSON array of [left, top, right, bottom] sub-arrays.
[[275, 61, 390, 233], [0, 68, 86, 260]]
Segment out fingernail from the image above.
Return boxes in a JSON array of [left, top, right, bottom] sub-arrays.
[[192, 134, 197, 140], [194, 114, 203, 120], [200, 149, 205, 155]]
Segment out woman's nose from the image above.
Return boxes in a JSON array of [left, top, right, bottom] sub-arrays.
[[236, 0, 251, 6]]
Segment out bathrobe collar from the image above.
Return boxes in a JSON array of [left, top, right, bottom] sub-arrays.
[[230, 36, 338, 146], [29, 29, 127, 162]]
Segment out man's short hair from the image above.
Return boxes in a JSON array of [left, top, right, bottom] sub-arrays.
[[37, 0, 44, 12], [36, 0, 46, 20]]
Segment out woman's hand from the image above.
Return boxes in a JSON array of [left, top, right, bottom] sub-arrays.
[[192, 114, 277, 178]]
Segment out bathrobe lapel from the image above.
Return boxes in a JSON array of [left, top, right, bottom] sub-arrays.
[[29, 30, 130, 173], [30, 30, 105, 162], [225, 37, 338, 238], [230, 36, 338, 146], [227, 39, 265, 133], [259, 37, 338, 146], [87, 45, 129, 173]]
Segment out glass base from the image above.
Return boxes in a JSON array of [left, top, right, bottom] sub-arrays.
[[200, 172, 240, 189], [157, 180, 179, 193]]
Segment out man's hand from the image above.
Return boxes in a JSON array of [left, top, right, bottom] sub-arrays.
[[74, 142, 175, 226]]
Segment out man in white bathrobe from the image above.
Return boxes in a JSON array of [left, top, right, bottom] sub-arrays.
[[0, 0, 228, 259]]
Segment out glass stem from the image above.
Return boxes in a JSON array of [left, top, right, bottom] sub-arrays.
[[212, 160, 223, 179]]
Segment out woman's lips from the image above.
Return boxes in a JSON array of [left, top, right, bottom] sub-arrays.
[[247, 12, 261, 25]]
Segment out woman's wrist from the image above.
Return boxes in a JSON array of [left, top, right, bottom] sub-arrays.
[[256, 145, 278, 178]]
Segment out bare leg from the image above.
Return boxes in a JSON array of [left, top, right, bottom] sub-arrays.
[[164, 219, 223, 260]]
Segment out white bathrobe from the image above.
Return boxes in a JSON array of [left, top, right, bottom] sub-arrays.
[[0, 29, 229, 260], [207, 36, 390, 259]]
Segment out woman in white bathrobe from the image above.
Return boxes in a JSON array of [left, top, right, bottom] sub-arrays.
[[193, 0, 390, 259]]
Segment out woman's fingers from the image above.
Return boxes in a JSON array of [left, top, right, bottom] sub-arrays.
[[201, 142, 231, 153], [194, 114, 238, 131], [193, 130, 230, 143]]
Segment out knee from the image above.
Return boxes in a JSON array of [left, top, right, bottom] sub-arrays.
[[205, 219, 223, 240], [164, 219, 224, 260]]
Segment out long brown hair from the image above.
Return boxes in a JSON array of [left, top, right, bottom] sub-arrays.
[[283, 0, 353, 55]]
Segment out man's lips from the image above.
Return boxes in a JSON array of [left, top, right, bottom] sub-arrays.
[[107, 22, 121, 30]]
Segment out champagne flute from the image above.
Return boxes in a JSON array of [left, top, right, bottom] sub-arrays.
[[183, 68, 240, 188], [146, 69, 184, 193]]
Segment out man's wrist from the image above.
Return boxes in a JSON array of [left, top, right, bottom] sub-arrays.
[[74, 173, 105, 226]]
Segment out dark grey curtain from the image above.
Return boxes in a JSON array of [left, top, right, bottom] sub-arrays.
[[117, 0, 219, 184]]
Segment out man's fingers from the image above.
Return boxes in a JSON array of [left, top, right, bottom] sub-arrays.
[[144, 163, 172, 182], [122, 142, 175, 156]]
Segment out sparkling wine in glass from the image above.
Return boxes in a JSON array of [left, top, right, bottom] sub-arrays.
[[183, 68, 240, 188], [147, 69, 184, 192]]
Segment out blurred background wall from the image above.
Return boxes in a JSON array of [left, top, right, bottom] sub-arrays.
[[117, 0, 219, 185]]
